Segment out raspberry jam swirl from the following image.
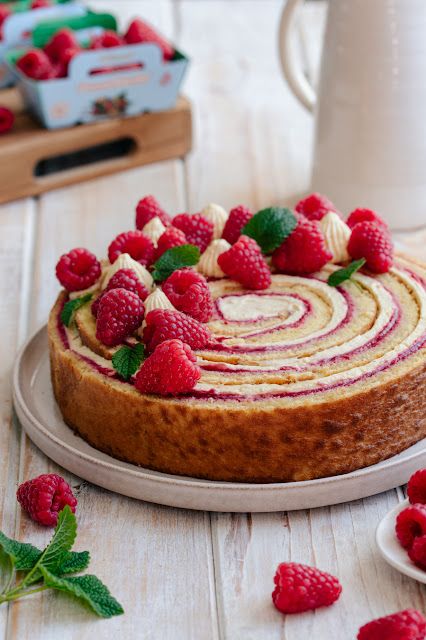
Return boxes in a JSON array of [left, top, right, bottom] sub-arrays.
[[61, 256, 426, 403]]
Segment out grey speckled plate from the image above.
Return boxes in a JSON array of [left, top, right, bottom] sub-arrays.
[[12, 327, 426, 512]]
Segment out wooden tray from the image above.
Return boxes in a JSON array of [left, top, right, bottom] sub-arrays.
[[0, 88, 192, 203]]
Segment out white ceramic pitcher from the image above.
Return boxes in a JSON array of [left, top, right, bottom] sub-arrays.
[[279, 0, 426, 230]]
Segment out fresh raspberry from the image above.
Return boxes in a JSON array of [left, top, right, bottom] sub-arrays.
[[135, 195, 171, 230], [44, 29, 79, 63], [408, 470, 426, 505], [154, 226, 187, 260], [348, 221, 394, 273], [96, 288, 144, 346], [218, 235, 271, 290], [108, 230, 155, 267], [222, 205, 253, 244], [90, 31, 124, 49], [31, 0, 51, 8], [53, 47, 80, 78], [272, 218, 332, 274], [17, 474, 77, 527], [347, 208, 389, 230], [106, 268, 149, 300], [295, 192, 338, 221], [0, 106, 14, 134], [135, 339, 200, 395], [357, 609, 426, 640], [395, 504, 426, 549], [162, 269, 214, 322], [124, 18, 174, 61], [16, 49, 53, 80], [408, 535, 426, 571], [143, 309, 211, 353], [173, 213, 214, 253], [56, 247, 101, 292], [272, 562, 342, 614]]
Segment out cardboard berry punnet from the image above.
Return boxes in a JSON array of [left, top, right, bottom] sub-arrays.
[[5, 11, 189, 129]]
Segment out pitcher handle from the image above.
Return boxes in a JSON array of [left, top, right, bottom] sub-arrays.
[[278, 0, 316, 112]]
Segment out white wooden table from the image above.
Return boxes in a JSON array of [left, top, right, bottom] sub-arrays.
[[2, 2, 426, 638]]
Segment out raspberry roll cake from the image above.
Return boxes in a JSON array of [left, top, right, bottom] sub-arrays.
[[48, 195, 426, 482]]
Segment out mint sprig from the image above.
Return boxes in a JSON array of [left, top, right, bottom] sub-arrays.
[[242, 207, 297, 254], [0, 506, 123, 618], [112, 343, 145, 380], [327, 258, 366, 287], [152, 244, 200, 282], [61, 293, 92, 327]]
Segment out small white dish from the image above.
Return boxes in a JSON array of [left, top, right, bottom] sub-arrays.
[[376, 499, 426, 584]]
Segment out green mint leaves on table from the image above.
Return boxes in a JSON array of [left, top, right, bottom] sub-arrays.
[[112, 343, 145, 380], [0, 506, 123, 618], [242, 207, 297, 254], [152, 244, 200, 282], [327, 258, 366, 287], [61, 293, 93, 327]]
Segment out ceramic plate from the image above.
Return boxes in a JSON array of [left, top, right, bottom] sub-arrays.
[[376, 499, 426, 584], [12, 327, 426, 512]]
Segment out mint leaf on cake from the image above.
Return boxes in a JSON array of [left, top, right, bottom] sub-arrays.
[[61, 293, 93, 327], [327, 258, 366, 287], [112, 343, 145, 380], [152, 244, 200, 282], [242, 207, 297, 254]]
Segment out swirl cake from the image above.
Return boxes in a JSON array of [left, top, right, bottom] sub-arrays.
[[48, 196, 426, 483]]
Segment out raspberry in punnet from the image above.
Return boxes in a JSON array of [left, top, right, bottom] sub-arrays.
[[173, 213, 214, 253], [44, 29, 79, 63], [124, 18, 174, 61], [218, 235, 271, 290], [222, 205, 253, 244], [143, 308, 211, 353], [348, 221, 394, 273], [408, 535, 426, 571], [31, 0, 51, 8], [408, 469, 426, 505], [272, 218, 332, 275], [135, 339, 200, 395], [56, 247, 101, 292], [272, 562, 342, 614], [295, 192, 338, 221], [16, 49, 53, 80], [395, 504, 426, 549], [162, 268, 214, 322], [136, 195, 171, 230], [0, 106, 14, 134], [90, 31, 124, 49], [347, 208, 389, 230], [155, 226, 187, 260], [96, 288, 144, 346], [17, 473, 77, 527], [357, 608, 426, 640], [108, 230, 155, 267]]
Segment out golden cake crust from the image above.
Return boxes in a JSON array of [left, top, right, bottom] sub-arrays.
[[48, 290, 426, 483]]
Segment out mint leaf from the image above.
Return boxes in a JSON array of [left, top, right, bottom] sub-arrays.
[[0, 548, 13, 595], [58, 551, 90, 576], [37, 506, 77, 574], [327, 258, 366, 287], [152, 244, 200, 282], [112, 343, 145, 380], [61, 293, 92, 327], [0, 532, 40, 571], [242, 207, 297, 254], [39, 567, 124, 618]]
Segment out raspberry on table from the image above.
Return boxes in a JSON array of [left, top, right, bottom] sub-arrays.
[[124, 18, 175, 60], [348, 221, 394, 273], [357, 608, 426, 640], [347, 208, 389, 230], [90, 31, 124, 49], [16, 49, 53, 80], [143, 309, 211, 353], [272, 218, 332, 274], [408, 469, 426, 505], [108, 230, 155, 267], [395, 504, 426, 549], [44, 29, 79, 63], [56, 247, 101, 292], [408, 535, 426, 571], [0, 106, 14, 135], [295, 192, 338, 221], [173, 213, 214, 253], [222, 205, 253, 244], [96, 288, 144, 346], [162, 268, 214, 322], [135, 339, 201, 395], [218, 235, 271, 290], [155, 226, 187, 260], [135, 195, 171, 230], [17, 473, 77, 527], [272, 562, 342, 614]]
